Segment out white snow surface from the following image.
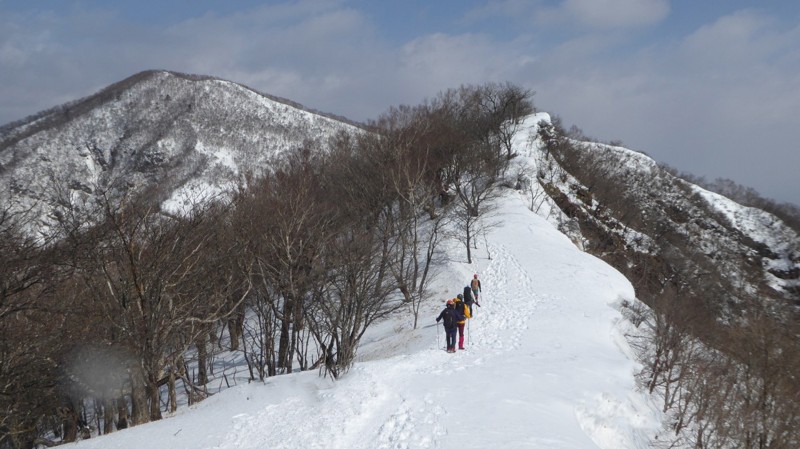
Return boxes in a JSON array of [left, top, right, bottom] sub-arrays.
[[75, 186, 661, 449]]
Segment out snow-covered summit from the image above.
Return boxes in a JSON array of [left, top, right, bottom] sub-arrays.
[[0, 70, 360, 234]]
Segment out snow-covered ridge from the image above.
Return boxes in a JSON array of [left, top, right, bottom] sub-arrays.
[[693, 186, 799, 291], [531, 111, 798, 303], [693, 186, 796, 253], [72, 185, 661, 449], [582, 142, 659, 176]]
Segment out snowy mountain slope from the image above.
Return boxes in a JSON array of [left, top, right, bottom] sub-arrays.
[[692, 186, 799, 293], [73, 188, 660, 449], [0, 70, 361, 235], [532, 122, 799, 307]]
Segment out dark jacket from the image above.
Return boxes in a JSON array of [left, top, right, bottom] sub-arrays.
[[463, 286, 474, 305], [436, 305, 459, 329]]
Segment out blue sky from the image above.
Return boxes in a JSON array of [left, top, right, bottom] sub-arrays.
[[1, 0, 799, 205]]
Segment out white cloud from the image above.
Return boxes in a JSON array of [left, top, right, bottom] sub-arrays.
[[463, 0, 669, 30], [680, 10, 798, 69], [564, 0, 669, 27], [1, 2, 798, 204], [400, 33, 494, 82], [528, 8, 800, 204]]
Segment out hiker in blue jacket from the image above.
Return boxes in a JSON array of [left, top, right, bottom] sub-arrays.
[[436, 299, 459, 353]]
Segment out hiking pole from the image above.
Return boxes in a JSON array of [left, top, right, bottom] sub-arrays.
[[468, 319, 471, 346], [437, 322, 440, 349]]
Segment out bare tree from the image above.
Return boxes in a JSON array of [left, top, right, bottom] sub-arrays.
[[470, 82, 535, 160], [63, 190, 246, 425], [233, 145, 332, 375], [0, 206, 56, 448], [305, 225, 400, 379], [425, 84, 533, 263], [451, 155, 504, 264], [366, 107, 450, 328]]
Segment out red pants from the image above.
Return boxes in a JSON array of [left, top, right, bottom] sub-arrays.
[[457, 323, 465, 349]]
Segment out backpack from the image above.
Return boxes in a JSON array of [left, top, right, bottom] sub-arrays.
[[471, 278, 480, 291], [454, 301, 467, 320], [443, 309, 456, 328], [463, 287, 474, 305]]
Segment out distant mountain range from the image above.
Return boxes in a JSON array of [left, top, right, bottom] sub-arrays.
[[1, 69, 797, 311]]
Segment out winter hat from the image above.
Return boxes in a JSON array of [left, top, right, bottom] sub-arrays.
[[474, 274, 478, 279], [456, 294, 463, 300]]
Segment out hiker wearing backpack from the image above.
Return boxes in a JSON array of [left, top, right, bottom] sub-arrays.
[[436, 299, 459, 353], [471, 274, 482, 302], [462, 286, 479, 315], [453, 294, 471, 350]]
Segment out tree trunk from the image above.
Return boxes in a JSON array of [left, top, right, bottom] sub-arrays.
[[278, 296, 294, 371], [103, 398, 115, 434], [147, 374, 163, 421], [228, 308, 244, 351], [129, 373, 149, 425], [60, 406, 79, 443], [466, 220, 473, 264], [168, 369, 177, 413], [197, 333, 208, 386], [116, 396, 129, 429]]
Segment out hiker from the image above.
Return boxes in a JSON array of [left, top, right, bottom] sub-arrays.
[[436, 299, 459, 353], [453, 294, 471, 350], [462, 285, 477, 315], [471, 274, 482, 302]]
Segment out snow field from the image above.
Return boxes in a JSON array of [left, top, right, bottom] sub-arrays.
[[75, 188, 661, 449]]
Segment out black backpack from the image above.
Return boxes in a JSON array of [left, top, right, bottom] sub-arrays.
[[443, 308, 456, 328], [463, 287, 474, 305], [454, 301, 467, 320]]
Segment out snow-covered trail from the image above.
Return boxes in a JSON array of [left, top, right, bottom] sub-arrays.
[[76, 190, 658, 449], [211, 191, 653, 449]]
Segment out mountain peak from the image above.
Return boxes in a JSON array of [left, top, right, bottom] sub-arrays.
[[0, 71, 360, 236]]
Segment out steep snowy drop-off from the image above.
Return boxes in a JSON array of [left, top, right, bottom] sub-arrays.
[[74, 185, 661, 449]]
